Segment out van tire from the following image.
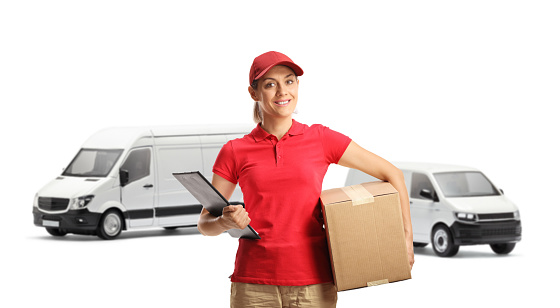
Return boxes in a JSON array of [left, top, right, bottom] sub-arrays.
[[431, 225, 459, 257], [46, 227, 67, 237], [490, 243, 516, 255], [97, 209, 123, 240]]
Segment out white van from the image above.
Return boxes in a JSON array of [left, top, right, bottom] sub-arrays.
[[33, 125, 251, 239], [346, 162, 522, 257]]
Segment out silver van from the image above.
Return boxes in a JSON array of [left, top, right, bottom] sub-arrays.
[[346, 162, 522, 257], [33, 125, 251, 239]]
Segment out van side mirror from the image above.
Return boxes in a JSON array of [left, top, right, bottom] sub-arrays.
[[119, 169, 129, 187], [420, 189, 439, 202], [500, 188, 504, 194]]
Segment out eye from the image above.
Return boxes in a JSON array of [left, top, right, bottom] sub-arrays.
[[265, 82, 276, 88], [286, 80, 294, 85]]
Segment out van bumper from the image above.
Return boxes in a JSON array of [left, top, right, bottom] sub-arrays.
[[450, 220, 522, 245], [33, 207, 102, 234]]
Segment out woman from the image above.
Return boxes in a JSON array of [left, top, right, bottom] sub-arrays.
[[198, 51, 414, 307]]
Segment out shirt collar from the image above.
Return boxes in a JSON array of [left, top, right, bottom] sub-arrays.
[[251, 119, 305, 143]]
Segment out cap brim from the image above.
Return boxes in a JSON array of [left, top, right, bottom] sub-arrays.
[[254, 61, 304, 81]]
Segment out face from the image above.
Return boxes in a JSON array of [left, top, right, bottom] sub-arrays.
[[249, 65, 299, 120]]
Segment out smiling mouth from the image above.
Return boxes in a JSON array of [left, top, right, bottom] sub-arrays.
[[274, 100, 290, 106]]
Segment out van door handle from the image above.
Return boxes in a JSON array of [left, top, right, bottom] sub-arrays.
[[143, 184, 154, 188]]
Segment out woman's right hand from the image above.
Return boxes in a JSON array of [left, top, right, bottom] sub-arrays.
[[220, 204, 251, 230], [198, 174, 249, 236]]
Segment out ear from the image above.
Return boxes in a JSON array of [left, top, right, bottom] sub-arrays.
[[248, 85, 259, 102]]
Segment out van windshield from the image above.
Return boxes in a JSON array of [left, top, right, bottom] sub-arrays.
[[434, 171, 500, 197], [63, 148, 123, 177]]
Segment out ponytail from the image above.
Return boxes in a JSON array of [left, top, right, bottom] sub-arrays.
[[253, 101, 263, 124], [250, 79, 262, 124]]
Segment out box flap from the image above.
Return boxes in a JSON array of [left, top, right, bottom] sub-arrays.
[[361, 181, 397, 197], [321, 186, 352, 205], [321, 181, 397, 206]]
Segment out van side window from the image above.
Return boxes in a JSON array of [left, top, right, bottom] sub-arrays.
[[411, 172, 435, 199], [121, 148, 151, 183]]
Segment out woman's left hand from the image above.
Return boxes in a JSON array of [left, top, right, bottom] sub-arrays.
[[406, 239, 415, 269]]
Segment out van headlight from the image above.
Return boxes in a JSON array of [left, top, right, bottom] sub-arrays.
[[513, 210, 521, 220], [455, 212, 477, 222], [69, 195, 94, 210]]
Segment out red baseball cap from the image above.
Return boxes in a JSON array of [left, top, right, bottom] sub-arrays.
[[249, 51, 304, 85]]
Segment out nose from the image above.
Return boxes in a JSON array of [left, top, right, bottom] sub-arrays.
[[276, 83, 287, 96]]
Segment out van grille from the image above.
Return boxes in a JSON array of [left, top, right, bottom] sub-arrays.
[[38, 197, 69, 211], [456, 221, 521, 238], [478, 213, 514, 221]]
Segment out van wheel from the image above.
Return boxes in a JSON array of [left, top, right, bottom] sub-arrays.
[[46, 227, 67, 237], [490, 243, 516, 255], [432, 225, 459, 257], [97, 210, 123, 240]]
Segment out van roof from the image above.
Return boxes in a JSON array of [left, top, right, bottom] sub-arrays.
[[82, 124, 253, 149], [393, 162, 480, 173]]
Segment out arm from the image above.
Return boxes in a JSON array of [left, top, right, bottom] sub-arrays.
[[197, 174, 251, 236], [338, 141, 415, 269]]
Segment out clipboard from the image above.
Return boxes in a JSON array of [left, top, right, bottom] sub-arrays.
[[172, 171, 260, 240]]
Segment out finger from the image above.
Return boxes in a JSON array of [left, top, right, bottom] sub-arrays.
[[236, 211, 251, 229], [222, 205, 236, 213], [222, 205, 241, 217], [237, 210, 250, 225], [236, 217, 250, 229]]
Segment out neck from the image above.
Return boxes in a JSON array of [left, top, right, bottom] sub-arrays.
[[260, 116, 293, 140]]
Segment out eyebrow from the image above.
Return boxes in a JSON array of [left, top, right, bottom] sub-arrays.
[[263, 74, 295, 82]]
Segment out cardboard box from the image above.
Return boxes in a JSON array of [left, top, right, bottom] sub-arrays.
[[320, 181, 411, 291]]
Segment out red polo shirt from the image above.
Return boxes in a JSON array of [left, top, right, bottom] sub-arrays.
[[213, 120, 352, 286]]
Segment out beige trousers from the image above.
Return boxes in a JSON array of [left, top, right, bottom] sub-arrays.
[[230, 282, 337, 308]]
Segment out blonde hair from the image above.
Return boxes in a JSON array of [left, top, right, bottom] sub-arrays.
[[253, 101, 263, 124], [251, 79, 263, 123]]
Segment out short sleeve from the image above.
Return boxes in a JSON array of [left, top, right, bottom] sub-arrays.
[[321, 125, 352, 164], [212, 140, 238, 184]]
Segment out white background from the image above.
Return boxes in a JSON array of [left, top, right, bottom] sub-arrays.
[[1, 1, 559, 307]]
